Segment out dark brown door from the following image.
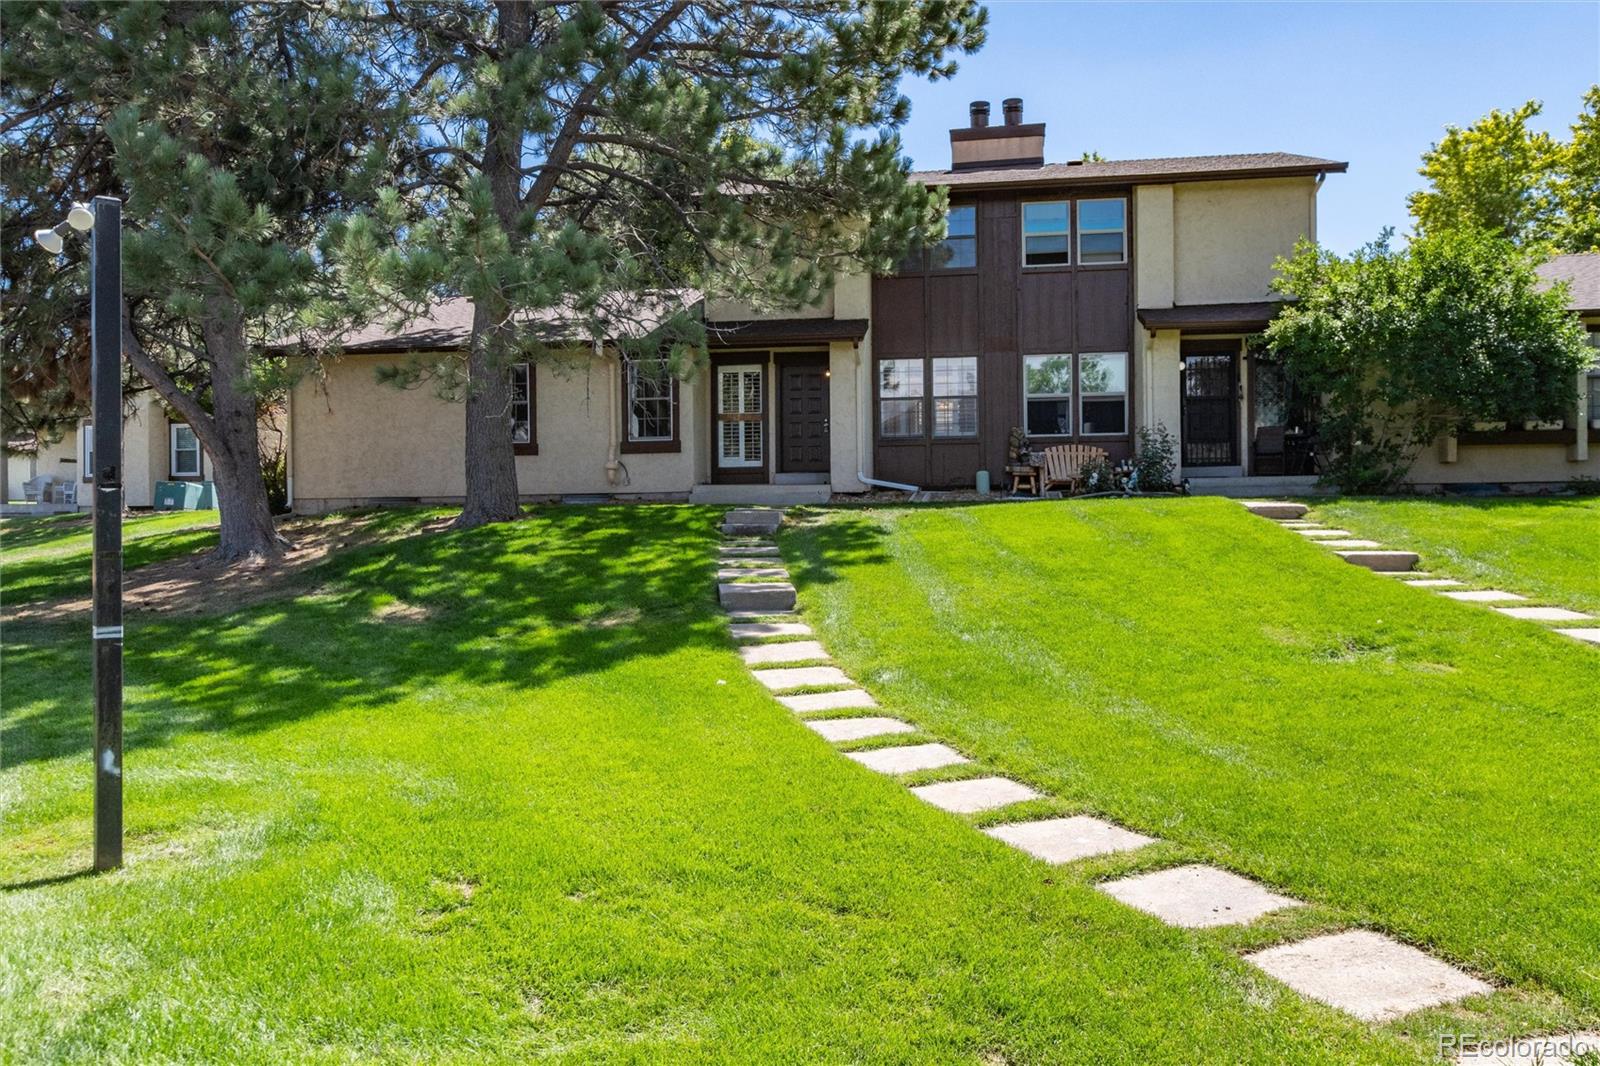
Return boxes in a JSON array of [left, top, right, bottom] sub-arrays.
[[1181, 350, 1239, 467], [779, 357, 830, 473]]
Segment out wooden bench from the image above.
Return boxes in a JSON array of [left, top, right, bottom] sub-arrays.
[[1039, 444, 1108, 495]]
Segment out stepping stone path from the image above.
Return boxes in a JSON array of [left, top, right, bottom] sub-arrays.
[[1245, 930, 1490, 1022], [1241, 499, 1600, 648], [1099, 864, 1303, 928], [714, 504, 1530, 1045]]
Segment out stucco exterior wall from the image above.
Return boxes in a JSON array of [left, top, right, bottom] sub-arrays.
[[1405, 440, 1598, 487], [1135, 327, 1183, 441], [1171, 176, 1317, 305], [289, 348, 704, 512], [1133, 185, 1176, 310]]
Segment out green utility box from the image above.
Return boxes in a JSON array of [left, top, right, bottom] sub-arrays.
[[154, 480, 217, 510]]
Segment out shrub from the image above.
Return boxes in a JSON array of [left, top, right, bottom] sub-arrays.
[[1131, 423, 1178, 492]]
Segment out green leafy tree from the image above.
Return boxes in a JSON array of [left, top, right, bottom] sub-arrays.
[[2, 2, 398, 562], [334, 0, 986, 528], [1408, 89, 1600, 252], [1267, 229, 1591, 492]]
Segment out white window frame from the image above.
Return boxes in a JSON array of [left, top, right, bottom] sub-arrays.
[[169, 422, 202, 477], [877, 358, 926, 439], [626, 357, 675, 443], [1078, 352, 1129, 437], [1587, 369, 1600, 428], [1022, 354, 1074, 437], [79, 423, 93, 482], [508, 363, 533, 446], [930, 356, 979, 438], [1077, 198, 1128, 266], [1020, 200, 1071, 268]]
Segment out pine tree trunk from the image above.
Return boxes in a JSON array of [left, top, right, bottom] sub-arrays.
[[455, 298, 522, 528], [195, 295, 288, 564]]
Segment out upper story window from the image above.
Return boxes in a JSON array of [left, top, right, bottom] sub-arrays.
[[1022, 201, 1071, 267], [170, 423, 202, 477], [1077, 199, 1127, 264], [931, 205, 977, 269]]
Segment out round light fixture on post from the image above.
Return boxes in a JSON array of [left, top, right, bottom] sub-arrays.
[[67, 202, 95, 232], [33, 227, 64, 254]]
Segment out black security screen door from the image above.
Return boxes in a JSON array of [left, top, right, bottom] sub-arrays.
[[1181, 352, 1239, 466]]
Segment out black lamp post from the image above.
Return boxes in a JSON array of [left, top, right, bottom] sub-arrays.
[[35, 195, 123, 871]]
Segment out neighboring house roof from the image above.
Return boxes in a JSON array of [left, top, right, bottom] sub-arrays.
[[1535, 253, 1600, 315], [1136, 301, 1286, 333], [705, 317, 869, 346], [912, 152, 1348, 190], [282, 291, 703, 355]]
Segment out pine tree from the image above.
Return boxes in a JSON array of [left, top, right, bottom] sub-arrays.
[[335, 0, 986, 528], [2, 2, 399, 562]]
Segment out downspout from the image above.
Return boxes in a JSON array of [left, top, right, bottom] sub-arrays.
[[853, 340, 918, 492], [602, 339, 621, 485], [284, 387, 294, 510]]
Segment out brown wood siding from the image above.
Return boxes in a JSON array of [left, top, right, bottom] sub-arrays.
[[872, 186, 1137, 487]]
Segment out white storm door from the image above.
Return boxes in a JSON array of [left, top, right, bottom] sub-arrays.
[[716, 364, 765, 469]]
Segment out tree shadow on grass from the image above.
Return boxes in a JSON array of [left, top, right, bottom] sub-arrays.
[[3, 526, 221, 606], [1, 505, 731, 767], [781, 507, 891, 591]]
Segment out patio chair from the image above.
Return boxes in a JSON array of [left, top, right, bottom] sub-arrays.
[[1039, 444, 1108, 495], [56, 480, 78, 506], [1253, 426, 1287, 476], [21, 475, 51, 504]]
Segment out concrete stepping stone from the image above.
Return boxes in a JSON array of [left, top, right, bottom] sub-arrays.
[[1454, 1031, 1600, 1064], [804, 716, 916, 743], [752, 665, 852, 691], [722, 509, 783, 536], [1099, 865, 1302, 928], [1277, 520, 1318, 528], [1317, 538, 1382, 549], [1336, 550, 1420, 572], [846, 743, 969, 775], [985, 816, 1155, 864], [729, 621, 812, 639], [1295, 528, 1353, 538], [1242, 501, 1308, 520], [718, 582, 796, 612], [1441, 589, 1527, 603], [716, 566, 789, 580], [909, 776, 1041, 814], [778, 689, 878, 713], [1494, 606, 1594, 622], [1555, 627, 1600, 645], [740, 640, 829, 666], [725, 609, 797, 621], [1402, 578, 1463, 588], [1245, 929, 1490, 1022], [721, 545, 781, 557]]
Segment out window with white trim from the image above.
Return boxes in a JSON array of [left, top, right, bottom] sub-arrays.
[[929, 204, 977, 270], [1077, 198, 1127, 265], [1022, 201, 1071, 267], [625, 357, 675, 443], [877, 359, 925, 438], [1023, 355, 1074, 436], [79, 423, 93, 481], [1079, 352, 1128, 435], [170, 423, 201, 477], [931, 357, 979, 437], [509, 363, 533, 447], [1588, 371, 1600, 426]]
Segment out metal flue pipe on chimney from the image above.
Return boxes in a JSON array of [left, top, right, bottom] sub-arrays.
[[969, 100, 990, 128], [1002, 98, 1024, 126]]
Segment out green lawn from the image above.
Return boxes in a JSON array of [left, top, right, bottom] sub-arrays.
[[1306, 497, 1600, 614], [782, 499, 1600, 1029], [0, 510, 220, 606], [2, 501, 1592, 1062]]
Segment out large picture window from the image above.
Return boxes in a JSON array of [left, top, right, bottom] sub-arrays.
[[1021, 201, 1071, 267], [1077, 199, 1127, 265], [170, 423, 202, 477], [624, 356, 677, 450], [877, 358, 925, 438], [931, 357, 978, 437], [1023, 355, 1074, 436], [509, 363, 535, 453], [1079, 352, 1128, 435]]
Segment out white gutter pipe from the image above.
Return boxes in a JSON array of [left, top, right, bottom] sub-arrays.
[[858, 470, 918, 493]]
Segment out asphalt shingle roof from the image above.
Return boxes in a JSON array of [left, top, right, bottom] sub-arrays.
[[1535, 253, 1600, 313], [912, 152, 1348, 189]]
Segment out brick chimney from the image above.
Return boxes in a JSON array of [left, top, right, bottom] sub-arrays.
[[950, 96, 1045, 171]]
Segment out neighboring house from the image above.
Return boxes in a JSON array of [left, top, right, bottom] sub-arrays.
[[10, 390, 218, 509], [1403, 252, 1600, 490], [287, 97, 1353, 510]]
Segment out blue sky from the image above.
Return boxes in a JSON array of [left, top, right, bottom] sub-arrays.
[[894, 1, 1599, 253]]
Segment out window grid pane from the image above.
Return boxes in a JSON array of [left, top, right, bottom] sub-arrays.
[[508, 365, 532, 444], [932, 357, 978, 438], [172, 424, 202, 475], [628, 359, 674, 442]]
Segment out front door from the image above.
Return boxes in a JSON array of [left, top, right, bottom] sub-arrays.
[[778, 356, 830, 473], [715, 363, 765, 475], [1181, 348, 1240, 467]]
